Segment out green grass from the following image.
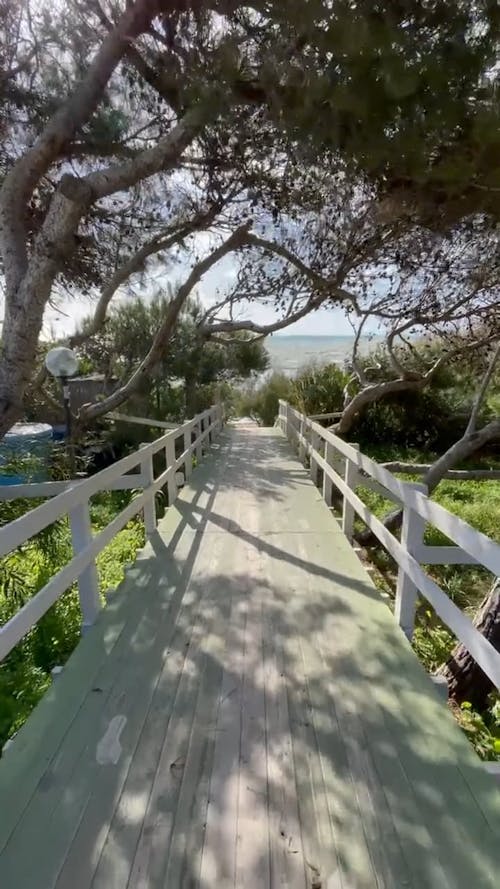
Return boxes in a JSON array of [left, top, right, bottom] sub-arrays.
[[0, 490, 145, 750]]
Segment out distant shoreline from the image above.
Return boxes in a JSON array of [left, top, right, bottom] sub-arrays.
[[264, 334, 380, 376]]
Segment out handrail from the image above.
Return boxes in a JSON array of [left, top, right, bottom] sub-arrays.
[[278, 400, 500, 692], [0, 404, 223, 660]]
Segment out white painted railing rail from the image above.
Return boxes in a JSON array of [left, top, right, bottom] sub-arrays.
[[0, 404, 223, 661], [278, 400, 500, 692]]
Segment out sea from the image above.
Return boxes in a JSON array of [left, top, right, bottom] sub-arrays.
[[264, 335, 378, 377]]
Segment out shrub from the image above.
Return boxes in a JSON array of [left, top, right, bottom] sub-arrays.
[[291, 362, 348, 416], [236, 373, 293, 426]]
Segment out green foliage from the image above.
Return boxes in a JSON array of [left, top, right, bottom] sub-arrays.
[[237, 373, 293, 426], [349, 342, 498, 452], [76, 294, 269, 421], [456, 698, 500, 761], [291, 363, 348, 416]]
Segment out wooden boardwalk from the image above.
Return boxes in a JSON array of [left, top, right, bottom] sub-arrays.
[[0, 427, 499, 888]]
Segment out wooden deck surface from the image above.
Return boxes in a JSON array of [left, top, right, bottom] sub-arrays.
[[0, 427, 499, 888]]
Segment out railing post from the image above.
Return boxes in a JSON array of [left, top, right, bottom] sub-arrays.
[[183, 421, 193, 481], [395, 482, 427, 640], [69, 500, 100, 631], [195, 416, 203, 463], [278, 400, 286, 434], [165, 434, 177, 505], [342, 444, 359, 543], [139, 446, 156, 536], [323, 441, 335, 506], [285, 403, 293, 441], [310, 428, 321, 486], [298, 415, 306, 461]]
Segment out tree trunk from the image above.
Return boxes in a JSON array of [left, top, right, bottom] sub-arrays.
[[436, 579, 500, 709], [335, 377, 428, 436]]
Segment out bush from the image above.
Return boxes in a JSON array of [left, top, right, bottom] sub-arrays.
[[236, 373, 293, 426], [291, 362, 348, 416], [351, 388, 489, 451]]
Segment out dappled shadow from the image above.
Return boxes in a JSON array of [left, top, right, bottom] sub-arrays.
[[1, 427, 498, 888]]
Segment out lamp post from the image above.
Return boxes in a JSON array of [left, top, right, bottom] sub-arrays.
[[45, 346, 78, 475]]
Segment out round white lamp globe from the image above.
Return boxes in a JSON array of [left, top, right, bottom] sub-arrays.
[[45, 347, 78, 379]]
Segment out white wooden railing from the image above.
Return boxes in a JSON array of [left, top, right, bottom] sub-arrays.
[[0, 404, 223, 661], [278, 400, 500, 692]]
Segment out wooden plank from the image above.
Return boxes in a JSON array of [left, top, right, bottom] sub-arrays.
[[0, 440, 229, 886], [0, 553, 155, 852], [416, 544, 479, 565], [0, 550, 193, 889], [197, 563, 246, 887], [234, 541, 270, 889], [109, 411, 178, 429], [271, 534, 396, 889], [262, 598, 307, 889], [0, 474, 144, 500], [162, 554, 236, 889], [86, 535, 227, 889], [75, 446, 231, 889], [298, 527, 499, 887]]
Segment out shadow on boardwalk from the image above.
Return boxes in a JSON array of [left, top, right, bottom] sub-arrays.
[[0, 428, 498, 889]]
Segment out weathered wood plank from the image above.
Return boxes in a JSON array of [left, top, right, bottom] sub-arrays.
[[0, 552, 155, 852], [0, 426, 498, 889]]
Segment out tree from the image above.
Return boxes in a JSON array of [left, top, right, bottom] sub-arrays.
[[1, 0, 499, 437], [76, 292, 269, 418]]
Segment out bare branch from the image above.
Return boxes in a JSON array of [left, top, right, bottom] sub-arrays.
[[244, 233, 360, 311], [79, 223, 251, 424], [69, 204, 221, 347]]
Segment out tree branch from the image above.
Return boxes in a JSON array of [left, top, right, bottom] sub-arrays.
[[69, 203, 220, 347], [201, 293, 326, 338], [78, 223, 251, 423], [243, 233, 360, 311], [0, 0, 161, 294]]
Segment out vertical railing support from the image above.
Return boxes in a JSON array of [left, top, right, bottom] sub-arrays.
[[298, 415, 306, 461], [285, 403, 293, 441], [342, 444, 359, 543], [140, 446, 156, 537], [165, 434, 177, 505], [323, 441, 335, 506], [195, 416, 203, 463], [69, 500, 100, 631], [278, 400, 286, 435], [310, 428, 321, 487], [184, 421, 193, 481], [395, 482, 427, 640]]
